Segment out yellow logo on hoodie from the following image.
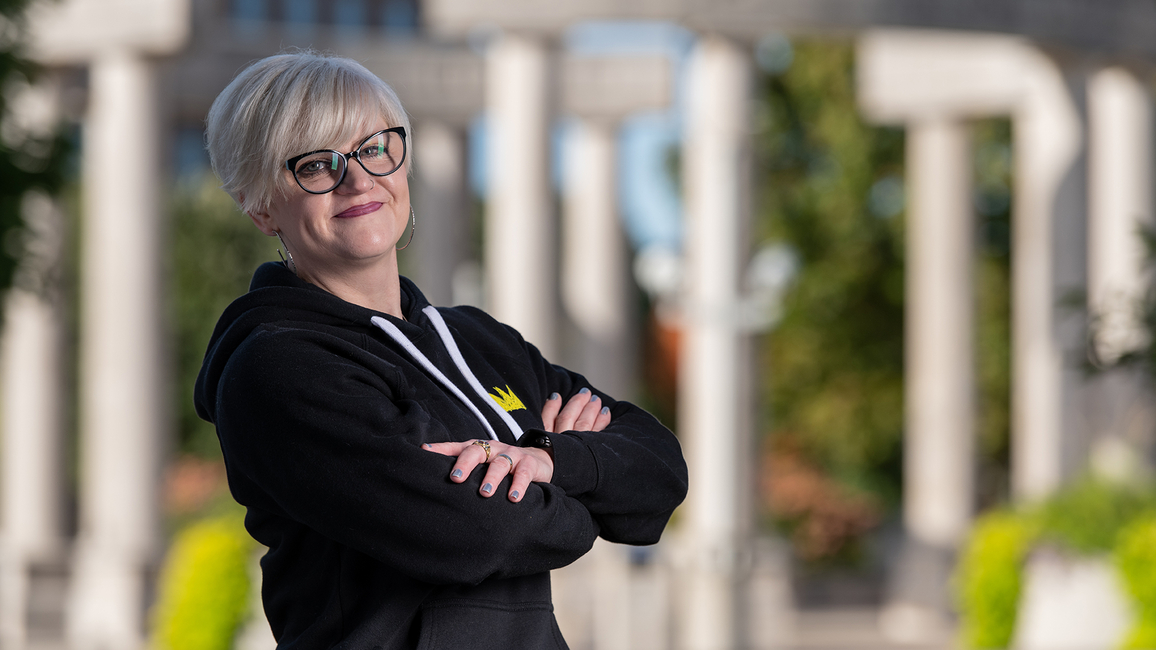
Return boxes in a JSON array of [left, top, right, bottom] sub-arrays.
[[489, 385, 526, 412]]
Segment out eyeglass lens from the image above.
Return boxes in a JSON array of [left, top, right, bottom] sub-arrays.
[[292, 130, 405, 193]]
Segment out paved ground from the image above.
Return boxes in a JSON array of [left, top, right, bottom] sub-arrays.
[[787, 608, 952, 650]]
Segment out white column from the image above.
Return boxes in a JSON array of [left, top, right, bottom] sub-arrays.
[[1084, 67, 1156, 481], [1087, 68, 1154, 363], [0, 79, 68, 649], [0, 287, 66, 648], [413, 120, 469, 308], [879, 118, 974, 644], [485, 34, 556, 357], [678, 35, 752, 650], [562, 119, 632, 396], [68, 50, 166, 650], [589, 540, 632, 650], [904, 118, 975, 546], [1012, 54, 1086, 501]]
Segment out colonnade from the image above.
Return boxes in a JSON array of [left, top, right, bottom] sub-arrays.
[[0, 52, 171, 650], [860, 30, 1156, 638], [0, 0, 189, 646]]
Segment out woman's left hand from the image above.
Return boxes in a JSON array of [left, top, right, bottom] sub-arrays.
[[422, 390, 611, 503], [422, 439, 554, 503]]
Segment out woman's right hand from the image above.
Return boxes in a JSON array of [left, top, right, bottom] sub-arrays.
[[541, 388, 611, 433], [423, 389, 611, 503]]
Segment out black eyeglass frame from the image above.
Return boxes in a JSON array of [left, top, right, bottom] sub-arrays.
[[284, 126, 408, 195]]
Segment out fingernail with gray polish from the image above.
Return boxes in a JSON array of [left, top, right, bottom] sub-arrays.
[[601, 406, 609, 415], [579, 387, 590, 395], [511, 491, 520, 500], [590, 393, 599, 402], [549, 392, 560, 400], [451, 469, 463, 479], [482, 483, 493, 494]]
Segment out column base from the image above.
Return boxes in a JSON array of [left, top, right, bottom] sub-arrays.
[[879, 538, 956, 644], [66, 541, 149, 650]]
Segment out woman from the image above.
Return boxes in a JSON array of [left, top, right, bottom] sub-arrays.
[[194, 52, 687, 650]]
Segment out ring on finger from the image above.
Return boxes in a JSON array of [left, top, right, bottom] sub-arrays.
[[497, 453, 514, 472], [472, 439, 492, 462]]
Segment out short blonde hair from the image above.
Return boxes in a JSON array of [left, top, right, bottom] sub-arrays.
[[205, 51, 412, 215]]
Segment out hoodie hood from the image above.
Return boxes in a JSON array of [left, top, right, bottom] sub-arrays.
[[194, 261, 429, 425]]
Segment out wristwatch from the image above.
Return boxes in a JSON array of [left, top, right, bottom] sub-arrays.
[[519, 431, 554, 460]]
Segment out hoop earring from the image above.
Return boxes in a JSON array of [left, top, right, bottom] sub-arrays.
[[275, 231, 298, 275], [396, 206, 416, 251]]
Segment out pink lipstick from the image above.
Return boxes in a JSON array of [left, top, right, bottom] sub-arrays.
[[334, 202, 382, 218]]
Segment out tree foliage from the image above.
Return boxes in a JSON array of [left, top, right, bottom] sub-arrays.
[[0, 0, 70, 297], [973, 120, 1013, 507], [171, 176, 275, 457], [754, 45, 1014, 542], [755, 41, 906, 503]]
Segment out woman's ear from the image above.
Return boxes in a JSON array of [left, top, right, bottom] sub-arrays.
[[246, 209, 278, 236], [238, 192, 278, 236]]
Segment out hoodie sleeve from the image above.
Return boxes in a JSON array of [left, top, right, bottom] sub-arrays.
[[212, 325, 598, 587], [530, 361, 688, 546], [451, 308, 689, 547]]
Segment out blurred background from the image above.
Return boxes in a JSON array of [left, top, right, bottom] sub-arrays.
[[0, 0, 1155, 649]]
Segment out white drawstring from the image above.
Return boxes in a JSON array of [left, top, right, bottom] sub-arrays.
[[371, 315, 500, 441], [422, 306, 524, 441]]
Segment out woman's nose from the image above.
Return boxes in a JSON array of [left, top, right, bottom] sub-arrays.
[[337, 159, 375, 193]]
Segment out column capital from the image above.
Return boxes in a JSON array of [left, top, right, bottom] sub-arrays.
[[26, 0, 190, 65]]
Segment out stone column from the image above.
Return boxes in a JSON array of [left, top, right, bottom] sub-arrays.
[[677, 34, 753, 650], [485, 34, 556, 358], [412, 120, 470, 308], [0, 289, 66, 648], [561, 119, 632, 397], [1011, 55, 1086, 501], [0, 79, 68, 649], [1087, 67, 1153, 362], [1084, 67, 1156, 481], [880, 117, 975, 643], [68, 49, 166, 650], [904, 118, 975, 546]]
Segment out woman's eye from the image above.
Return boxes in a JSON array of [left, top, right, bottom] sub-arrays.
[[297, 155, 337, 177], [360, 142, 386, 160]]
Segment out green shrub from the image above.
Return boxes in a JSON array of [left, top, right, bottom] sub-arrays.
[[152, 515, 254, 650], [956, 479, 1156, 649], [1036, 480, 1154, 554], [956, 511, 1036, 649], [1115, 517, 1156, 648]]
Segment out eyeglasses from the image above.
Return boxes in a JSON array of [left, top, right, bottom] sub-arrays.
[[285, 126, 407, 194]]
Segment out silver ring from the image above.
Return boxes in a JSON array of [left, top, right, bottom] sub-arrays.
[[497, 453, 514, 472]]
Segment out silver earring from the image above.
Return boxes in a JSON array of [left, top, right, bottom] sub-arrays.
[[275, 231, 298, 275], [396, 206, 416, 251]]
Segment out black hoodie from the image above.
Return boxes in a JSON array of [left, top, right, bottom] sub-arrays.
[[194, 262, 688, 649]]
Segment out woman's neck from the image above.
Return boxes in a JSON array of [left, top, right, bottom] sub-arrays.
[[298, 256, 405, 318]]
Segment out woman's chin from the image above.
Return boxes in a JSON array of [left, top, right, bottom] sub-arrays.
[[347, 242, 402, 266]]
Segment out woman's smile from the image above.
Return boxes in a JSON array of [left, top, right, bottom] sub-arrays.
[[335, 201, 383, 219]]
